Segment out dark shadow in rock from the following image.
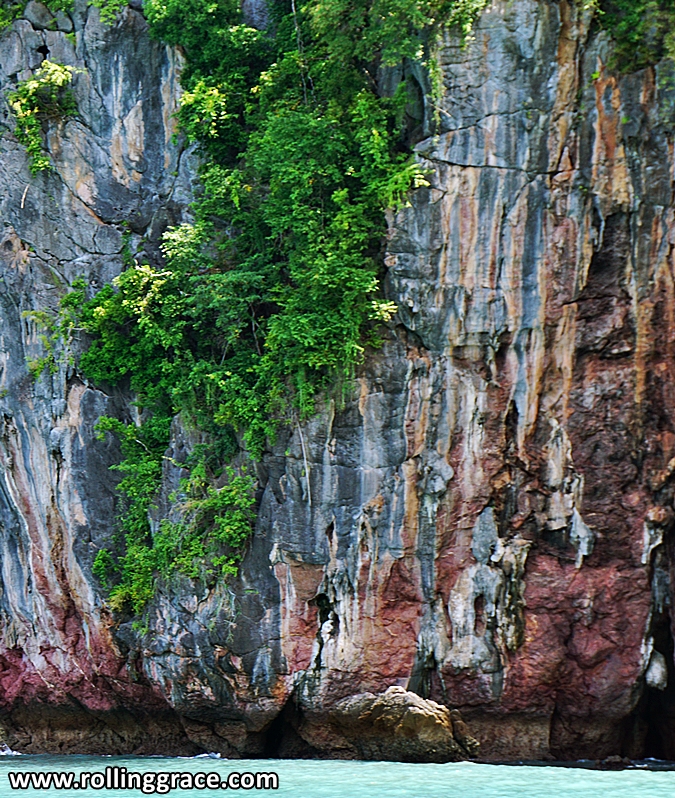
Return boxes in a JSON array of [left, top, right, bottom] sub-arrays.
[[262, 694, 321, 759]]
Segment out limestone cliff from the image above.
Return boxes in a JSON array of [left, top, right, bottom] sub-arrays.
[[1, 0, 675, 761]]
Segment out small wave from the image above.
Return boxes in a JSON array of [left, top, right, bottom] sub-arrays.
[[0, 744, 21, 756]]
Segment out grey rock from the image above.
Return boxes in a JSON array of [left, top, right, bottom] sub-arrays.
[[241, 0, 268, 30], [54, 11, 74, 33], [645, 651, 668, 691], [22, 1, 55, 30], [0, 0, 198, 753]]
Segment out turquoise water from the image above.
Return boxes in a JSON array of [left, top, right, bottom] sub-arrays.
[[0, 757, 673, 798]]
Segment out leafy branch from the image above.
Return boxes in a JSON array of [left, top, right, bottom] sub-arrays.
[[8, 60, 80, 174]]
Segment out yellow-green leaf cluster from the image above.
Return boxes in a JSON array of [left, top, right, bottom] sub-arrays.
[[8, 60, 78, 174]]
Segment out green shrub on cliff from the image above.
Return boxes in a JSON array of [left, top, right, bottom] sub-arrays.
[[35, 0, 488, 612], [0, 0, 25, 30], [594, 0, 675, 71], [91, 416, 255, 613], [8, 60, 77, 174]]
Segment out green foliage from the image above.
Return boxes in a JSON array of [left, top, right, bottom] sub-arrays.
[[23, 277, 87, 375], [308, 0, 487, 67], [89, 0, 128, 24], [8, 60, 78, 174], [45, 0, 75, 12], [91, 416, 254, 614], [0, 0, 132, 34], [0, 0, 26, 31], [40, 0, 487, 612], [599, 0, 675, 71]]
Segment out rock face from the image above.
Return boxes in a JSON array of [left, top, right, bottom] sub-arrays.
[[2, 0, 675, 761], [325, 686, 479, 762], [0, 0, 199, 753]]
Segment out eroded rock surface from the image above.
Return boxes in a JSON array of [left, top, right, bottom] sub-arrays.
[[326, 686, 479, 762], [1, 0, 675, 761], [0, 0, 198, 753]]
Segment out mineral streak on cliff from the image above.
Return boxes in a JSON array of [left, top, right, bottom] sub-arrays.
[[1, 0, 675, 760]]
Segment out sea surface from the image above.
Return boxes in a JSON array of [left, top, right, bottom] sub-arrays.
[[0, 755, 673, 798]]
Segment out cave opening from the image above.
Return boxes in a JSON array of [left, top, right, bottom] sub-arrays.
[[262, 694, 318, 759], [621, 598, 675, 762], [262, 701, 290, 758], [640, 612, 675, 760]]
